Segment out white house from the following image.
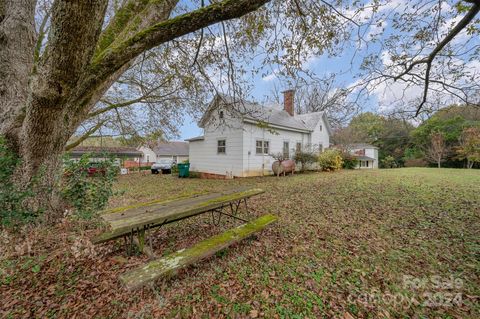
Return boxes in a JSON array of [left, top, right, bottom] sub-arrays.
[[139, 142, 189, 164], [348, 143, 379, 169], [186, 91, 332, 178]]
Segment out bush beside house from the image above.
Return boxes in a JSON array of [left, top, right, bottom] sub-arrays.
[[318, 149, 343, 171]]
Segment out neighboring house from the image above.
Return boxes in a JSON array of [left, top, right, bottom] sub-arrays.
[[348, 143, 379, 169], [68, 146, 143, 166], [186, 90, 332, 178], [139, 141, 189, 164]]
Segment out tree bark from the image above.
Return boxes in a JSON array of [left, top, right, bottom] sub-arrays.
[[0, 0, 36, 148], [0, 0, 271, 218], [15, 1, 109, 215]]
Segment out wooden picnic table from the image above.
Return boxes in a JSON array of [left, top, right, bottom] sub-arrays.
[[92, 187, 265, 245], [91, 186, 277, 289]]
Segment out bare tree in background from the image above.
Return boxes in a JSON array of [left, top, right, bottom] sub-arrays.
[[426, 132, 450, 168], [267, 75, 362, 128], [355, 0, 480, 116], [265, 1, 480, 118]]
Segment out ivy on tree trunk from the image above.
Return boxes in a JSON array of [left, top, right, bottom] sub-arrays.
[[0, 0, 271, 217]]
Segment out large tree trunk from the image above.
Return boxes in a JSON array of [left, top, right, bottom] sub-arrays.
[[3, 1, 110, 216], [0, 0, 36, 147], [0, 0, 271, 219]]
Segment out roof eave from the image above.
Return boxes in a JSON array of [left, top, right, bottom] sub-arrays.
[[185, 136, 205, 142], [243, 118, 312, 133]]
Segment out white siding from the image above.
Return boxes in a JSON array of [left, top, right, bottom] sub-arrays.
[[242, 122, 307, 176], [309, 116, 330, 151], [188, 108, 244, 177], [157, 155, 174, 161], [351, 147, 379, 169], [365, 148, 379, 168], [177, 155, 189, 163], [189, 107, 333, 177], [138, 146, 156, 163], [156, 155, 189, 163]]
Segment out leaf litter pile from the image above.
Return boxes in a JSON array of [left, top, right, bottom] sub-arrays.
[[1, 168, 479, 318]]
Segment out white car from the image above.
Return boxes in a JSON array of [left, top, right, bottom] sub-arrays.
[[151, 159, 174, 174]]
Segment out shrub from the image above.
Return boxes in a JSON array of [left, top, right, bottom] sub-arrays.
[[61, 154, 118, 219], [404, 158, 428, 167], [341, 153, 359, 169], [0, 137, 41, 227], [189, 171, 200, 178], [318, 149, 343, 171], [270, 152, 289, 162], [128, 165, 151, 172], [381, 155, 397, 168], [293, 149, 318, 172]]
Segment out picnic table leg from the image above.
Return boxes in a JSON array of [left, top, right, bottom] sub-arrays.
[[244, 198, 249, 214], [211, 209, 223, 226], [131, 226, 156, 258], [137, 228, 145, 252]]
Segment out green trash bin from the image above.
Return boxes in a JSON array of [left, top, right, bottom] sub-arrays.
[[177, 163, 190, 178]]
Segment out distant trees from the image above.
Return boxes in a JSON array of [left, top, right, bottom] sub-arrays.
[[425, 132, 450, 168], [333, 104, 480, 169], [456, 127, 480, 168], [381, 156, 397, 169], [333, 112, 414, 167], [410, 104, 480, 168]]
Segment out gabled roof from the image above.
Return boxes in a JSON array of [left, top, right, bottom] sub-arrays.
[[199, 94, 331, 135], [185, 136, 204, 142], [354, 155, 376, 161], [296, 112, 333, 135], [348, 143, 379, 150], [70, 146, 142, 157], [152, 141, 189, 156]]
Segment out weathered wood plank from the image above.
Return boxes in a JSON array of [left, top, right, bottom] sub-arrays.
[[119, 214, 278, 290], [92, 188, 264, 244]]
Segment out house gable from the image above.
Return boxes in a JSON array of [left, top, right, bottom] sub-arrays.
[[189, 94, 334, 177]]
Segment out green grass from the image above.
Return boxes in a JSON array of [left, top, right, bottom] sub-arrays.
[[1, 168, 479, 318]]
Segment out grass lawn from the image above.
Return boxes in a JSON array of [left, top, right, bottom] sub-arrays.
[[1, 168, 479, 318]]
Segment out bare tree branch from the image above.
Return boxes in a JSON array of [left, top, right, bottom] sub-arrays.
[[391, 1, 480, 116], [91, 0, 271, 75], [65, 120, 107, 151]]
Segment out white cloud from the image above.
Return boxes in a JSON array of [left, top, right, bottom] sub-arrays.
[[262, 68, 280, 82]]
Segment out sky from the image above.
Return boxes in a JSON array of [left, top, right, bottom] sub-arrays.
[[179, 50, 363, 140], [176, 0, 480, 140]]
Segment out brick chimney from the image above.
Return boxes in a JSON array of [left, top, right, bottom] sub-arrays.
[[282, 89, 295, 116]]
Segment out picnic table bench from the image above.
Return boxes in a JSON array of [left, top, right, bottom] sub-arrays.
[[92, 187, 277, 289]]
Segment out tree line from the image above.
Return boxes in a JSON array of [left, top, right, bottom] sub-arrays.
[[333, 105, 480, 169]]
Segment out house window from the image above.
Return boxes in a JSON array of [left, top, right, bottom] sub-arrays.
[[319, 125, 322, 131], [146, 155, 150, 162], [296, 142, 302, 153], [283, 141, 290, 159], [219, 111, 224, 119], [319, 144, 323, 153], [366, 161, 369, 168], [256, 140, 269, 154], [217, 139, 226, 154]]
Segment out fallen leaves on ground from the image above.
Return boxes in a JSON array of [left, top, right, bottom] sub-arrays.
[[1, 168, 479, 318]]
